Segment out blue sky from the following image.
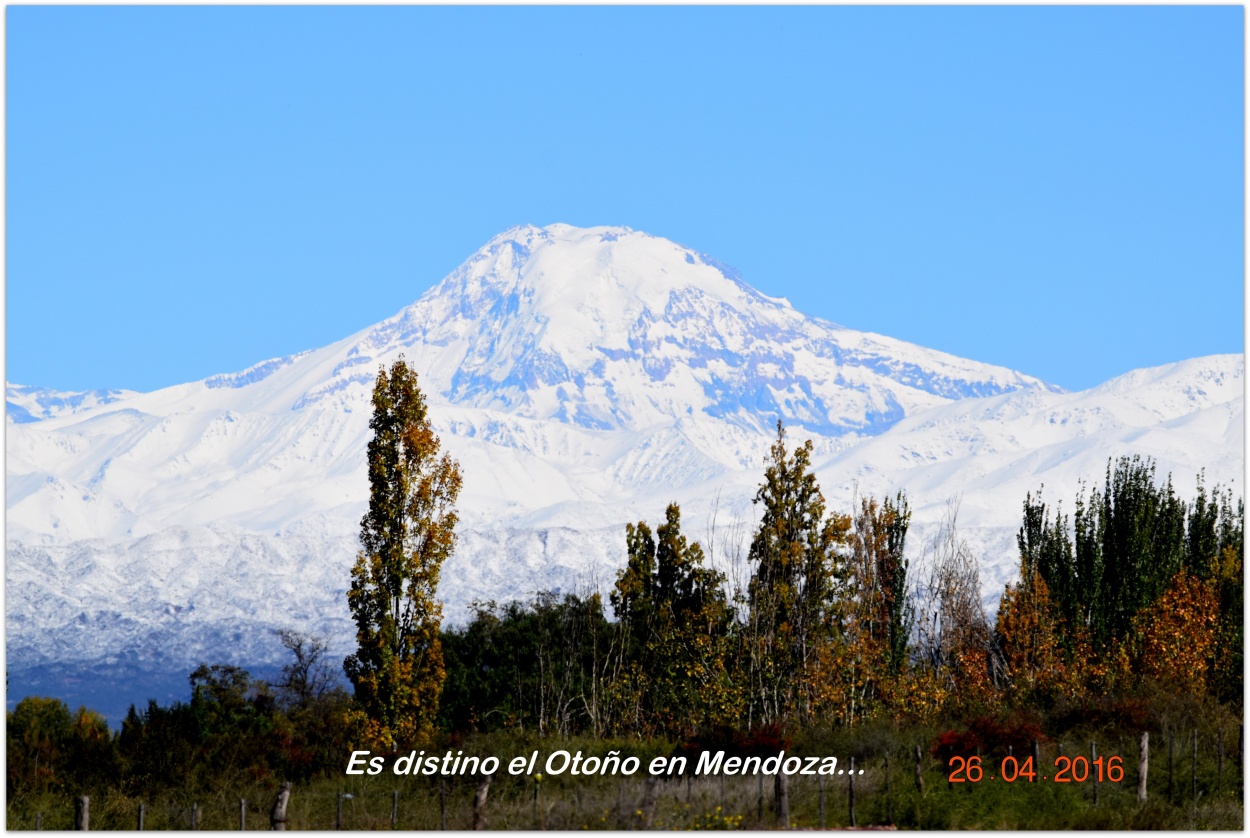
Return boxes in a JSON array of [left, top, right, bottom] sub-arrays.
[[7, 6, 1244, 394]]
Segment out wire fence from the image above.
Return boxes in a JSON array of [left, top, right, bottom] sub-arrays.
[[9, 727, 1244, 831]]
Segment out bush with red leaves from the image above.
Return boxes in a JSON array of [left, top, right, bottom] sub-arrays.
[[931, 716, 1047, 764]]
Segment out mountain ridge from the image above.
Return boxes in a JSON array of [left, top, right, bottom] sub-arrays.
[[6, 224, 1241, 722]]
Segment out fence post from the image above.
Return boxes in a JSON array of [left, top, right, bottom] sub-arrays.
[[270, 781, 291, 831], [914, 744, 924, 794], [337, 792, 354, 830], [885, 754, 893, 824], [776, 772, 789, 828], [639, 776, 661, 829], [36, 812, 42, 831], [849, 756, 856, 827], [1032, 740, 1040, 783], [1137, 732, 1149, 803], [241, 798, 246, 831], [819, 775, 826, 829], [441, 777, 447, 831], [473, 774, 492, 830], [392, 790, 399, 829], [1217, 728, 1224, 794], [191, 803, 198, 831], [1168, 731, 1174, 803], [74, 796, 89, 831], [138, 802, 144, 831], [1192, 730, 1198, 802]]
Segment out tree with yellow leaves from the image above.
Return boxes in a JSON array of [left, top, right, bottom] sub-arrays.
[[995, 569, 1066, 704], [744, 421, 851, 726], [1134, 570, 1219, 694], [344, 358, 462, 750]]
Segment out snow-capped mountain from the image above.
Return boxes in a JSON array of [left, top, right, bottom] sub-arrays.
[[6, 224, 1242, 721], [7, 384, 139, 424]]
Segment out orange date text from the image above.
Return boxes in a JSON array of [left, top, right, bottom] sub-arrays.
[[947, 755, 1124, 783]]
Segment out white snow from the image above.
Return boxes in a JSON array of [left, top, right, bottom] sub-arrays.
[[6, 224, 1243, 673]]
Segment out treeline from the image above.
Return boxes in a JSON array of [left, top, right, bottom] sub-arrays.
[[7, 633, 356, 800], [7, 424, 1243, 805], [438, 429, 1243, 740]]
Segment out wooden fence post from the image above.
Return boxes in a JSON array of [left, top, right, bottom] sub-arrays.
[[36, 812, 42, 831], [849, 756, 856, 827], [1168, 731, 1174, 803], [914, 745, 924, 794], [1192, 730, 1198, 802], [885, 754, 893, 824], [1137, 732, 1149, 803], [74, 796, 89, 831], [819, 775, 826, 829], [776, 772, 789, 829], [472, 774, 492, 830], [392, 790, 399, 829], [1217, 728, 1224, 794], [191, 803, 198, 831], [240, 798, 246, 831], [137, 802, 144, 831], [639, 776, 661, 829], [270, 780, 291, 831]]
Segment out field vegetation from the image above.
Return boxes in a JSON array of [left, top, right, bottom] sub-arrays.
[[7, 364, 1243, 829]]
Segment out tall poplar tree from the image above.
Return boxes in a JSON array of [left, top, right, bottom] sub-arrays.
[[745, 421, 850, 726], [344, 358, 462, 749], [611, 503, 734, 736]]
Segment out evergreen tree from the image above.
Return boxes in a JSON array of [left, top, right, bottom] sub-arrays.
[[344, 358, 462, 749]]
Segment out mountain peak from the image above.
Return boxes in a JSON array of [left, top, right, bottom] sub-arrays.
[[328, 225, 1057, 435]]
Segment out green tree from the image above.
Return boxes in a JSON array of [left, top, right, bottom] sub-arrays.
[[744, 421, 851, 726], [611, 503, 735, 737], [345, 358, 462, 749], [440, 592, 613, 737], [849, 492, 912, 676], [1022, 458, 1188, 652]]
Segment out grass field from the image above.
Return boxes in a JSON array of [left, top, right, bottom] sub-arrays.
[[7, 726, 1243, 830]]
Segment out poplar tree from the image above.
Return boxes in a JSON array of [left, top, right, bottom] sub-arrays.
[[344, 358, 462, 749], [849, 492, 912, 676], [611, 503, 734, 736], [745, 421, 851, 726]]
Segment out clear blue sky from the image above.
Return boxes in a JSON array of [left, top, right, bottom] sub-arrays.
[[7, 6, 1244, 394]]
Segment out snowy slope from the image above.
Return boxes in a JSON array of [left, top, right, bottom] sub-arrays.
[[6, 224, 1243, 687], [7, 384, 139, 424]]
